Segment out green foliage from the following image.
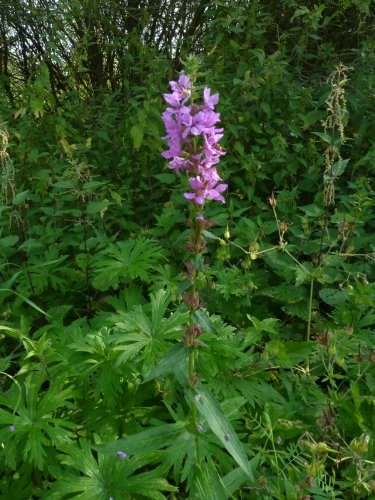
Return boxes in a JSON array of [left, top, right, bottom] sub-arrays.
[[1, 0, 375, 498]]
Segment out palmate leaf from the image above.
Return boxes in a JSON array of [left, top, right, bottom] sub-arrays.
[[91, 238, 164, 291], [68, 328, 123, 407], [113, 290, 188, 373], [0, 472, 33, 500], [46, 438, 177, 500], [0, 373, 76, 470]]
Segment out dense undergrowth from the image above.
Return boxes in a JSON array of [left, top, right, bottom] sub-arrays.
[[1, 1, 375, 498]]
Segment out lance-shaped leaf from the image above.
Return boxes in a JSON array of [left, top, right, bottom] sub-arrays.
[[190, 463, 228, 500], [185, 383, 254, 481], [191, 309, 218, 335], [93, 421, 187, 456], [143, 342, 192, 383]]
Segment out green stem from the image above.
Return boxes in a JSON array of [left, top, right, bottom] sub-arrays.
[[306, 278, 314, 373], [189, 349, 201, 464]]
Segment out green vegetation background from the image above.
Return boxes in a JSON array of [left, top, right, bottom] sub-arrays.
[[1, 1, 375, 498]]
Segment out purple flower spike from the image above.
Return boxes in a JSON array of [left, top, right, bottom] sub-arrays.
[[225, 434, 230, 441], [197, 425, 203, 432], [161, 75, 227, 207], [9, 425, 15, 432], [116, 451, 127, 459]]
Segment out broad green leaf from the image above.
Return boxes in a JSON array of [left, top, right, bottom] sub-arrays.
[[131, 123, 144, 149], [260, 101, 271, 118], [53, 180, 76, 189], [0, 235, 19, 247], [143, 342, 192, 383], [96, 130, 111, 142], [311, 131, 333, 143], [298, 110, 326, 129], [12, 190, 30, 205], [153, 173, 176, 184], [86, 201, 112, 214], [185, 383, 254, 481], [234, 141, 244, 156]]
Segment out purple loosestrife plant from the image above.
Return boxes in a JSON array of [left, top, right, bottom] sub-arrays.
[[161, 64, 228, 466], [161, 70, 227, 352]]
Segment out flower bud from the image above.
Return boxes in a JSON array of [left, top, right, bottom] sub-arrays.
[[346, 326, 353, 335], [268, 194, 277, 208]]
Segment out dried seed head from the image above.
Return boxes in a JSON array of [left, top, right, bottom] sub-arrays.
[[268, 193, 277, 208]]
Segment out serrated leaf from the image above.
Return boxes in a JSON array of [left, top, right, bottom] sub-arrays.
[[185, 383, 254, 481], [92, 238, 164, 290], [53, 181, 76, 189], [86, 201, 112, 214], [234, 141, 244, 156], [131, 123, 144, 149], [12, 190, 30, 205], [311, 131, 333, 143], [319, 288, 347, 306], [143, 342, 192, 383], [260, 101, 271, 117], [153, 173, 176, 184], [0, 235, 19, 247]]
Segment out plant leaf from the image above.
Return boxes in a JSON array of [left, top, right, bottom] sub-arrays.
[[143, 342, 192, 383], [185, 383, 254, 481]]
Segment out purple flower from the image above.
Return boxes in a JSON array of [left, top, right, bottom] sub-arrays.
[[161, 75, 227, 207], [116, 451, 127, 459], [197, 425, 203, 432], [225, 434, 231, 441], [9, 425, 15, 432], [204, 88, 219, 110], [277, 436, 282, 444], [184, 176, 227, 205]]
